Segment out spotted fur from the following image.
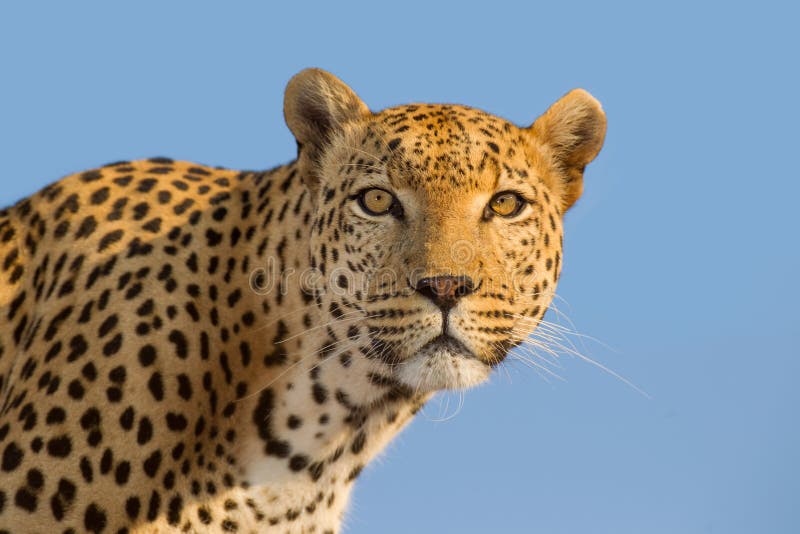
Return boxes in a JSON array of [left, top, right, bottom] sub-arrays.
[[0, 69, 605, 533]]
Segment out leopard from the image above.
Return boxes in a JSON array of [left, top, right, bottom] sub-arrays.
[[0, 68, 606, 533]]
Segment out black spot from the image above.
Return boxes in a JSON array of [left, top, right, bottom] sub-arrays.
[[146, 490, 161, 520], [148, 372, 164, 401], [312, 383, 328, 404], [168, 330, 188, 359], [46, 435, 71, 458], [227, 289, 242, 308], [186, 253, 198, 273], [50, 477, 77, 520], [166, 413, 188, 432], [90, 187, 110, 205], [174, 198, 194, 215], [167, 495, 183, 525], [84, 502, 107, 533], [172, 442, 186, 460], [137, 417, 153, 445], [125, 282, 143, 300], [125, 496, 141, 520], [79, 407, 101, 432], [163, 469, 176, 490], [45, 407, 66, 425], [81, 362, 98, 381], [26, 468, 44, 489], [206, 228, 223, 246], [329, 301, 343, 319], [109, 366, 126, 384], [103, 334, 123, 357], [80, 456, 93, 482], [137, 178, 157, 193], [100, 448, 113, 474], [142, 218, 162, 233], [107, 197, 128, 221], [176, 374, 192, 400], [347, 464, 364, 482], [212, 207, 228, 221], [115, 461, 131, 485], [80, 170, 102, 182], [54, 220, 70, 238], [287, 415, 302, 429], [487, 141, 500, 153], [351, 431, 367, 454], [143, 450, 162, 477], [98, 229, 124, 252], [14, 487, 37, 512], [347, 325, 359, 340], [19, 403, 37, 431], [75, 215, 98, 239], [98, 315, 118, 338], [197, 506, 212, 524], [67, 379, 85, 400], [289, 454, 309, 471], [387, 138, 401, 151], [67, 335, 89, 362], [119, 407, 134, 431], [309, 461, 325, 482], [139, 345, 157, 367]]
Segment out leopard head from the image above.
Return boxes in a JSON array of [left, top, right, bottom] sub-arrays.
[[284, 68, 605, 394]]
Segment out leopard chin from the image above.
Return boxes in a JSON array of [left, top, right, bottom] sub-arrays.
[[394, 335, 492, 392]]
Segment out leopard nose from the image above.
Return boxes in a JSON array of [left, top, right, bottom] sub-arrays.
[[413, 275, 476, 311]]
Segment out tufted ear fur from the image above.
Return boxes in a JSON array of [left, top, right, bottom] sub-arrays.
[[284, 69, 370, 191], [530, 89, 606, 211]]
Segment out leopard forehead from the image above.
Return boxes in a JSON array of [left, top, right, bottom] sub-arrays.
[[323, 103, 552, 196]]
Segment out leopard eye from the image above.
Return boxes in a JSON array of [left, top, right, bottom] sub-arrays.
[[357, 188, 396, 216], [487, 191, 526, 218]]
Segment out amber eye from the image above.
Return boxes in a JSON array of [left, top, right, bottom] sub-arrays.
[[487, 191, 526, 218], [357, 188, 396, 216]]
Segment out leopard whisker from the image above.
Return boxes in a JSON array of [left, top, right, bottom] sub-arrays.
[[420, 388, 465, 423], [507, 353, 562, 382], [274, 312, 382, 345], [509, 330, 649, 398], [510, 339, 564, 370]]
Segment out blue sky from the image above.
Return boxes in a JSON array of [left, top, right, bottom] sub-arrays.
[[1, 2, 797, 533]]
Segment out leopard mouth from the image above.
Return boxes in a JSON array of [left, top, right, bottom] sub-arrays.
[[394, 333, 491, 392]]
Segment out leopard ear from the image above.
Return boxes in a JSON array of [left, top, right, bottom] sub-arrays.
[[284, 69, 370, 183], [530, 89, 606, 211]]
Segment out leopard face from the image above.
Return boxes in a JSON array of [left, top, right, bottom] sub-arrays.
[[285, 69, 606, 393]]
